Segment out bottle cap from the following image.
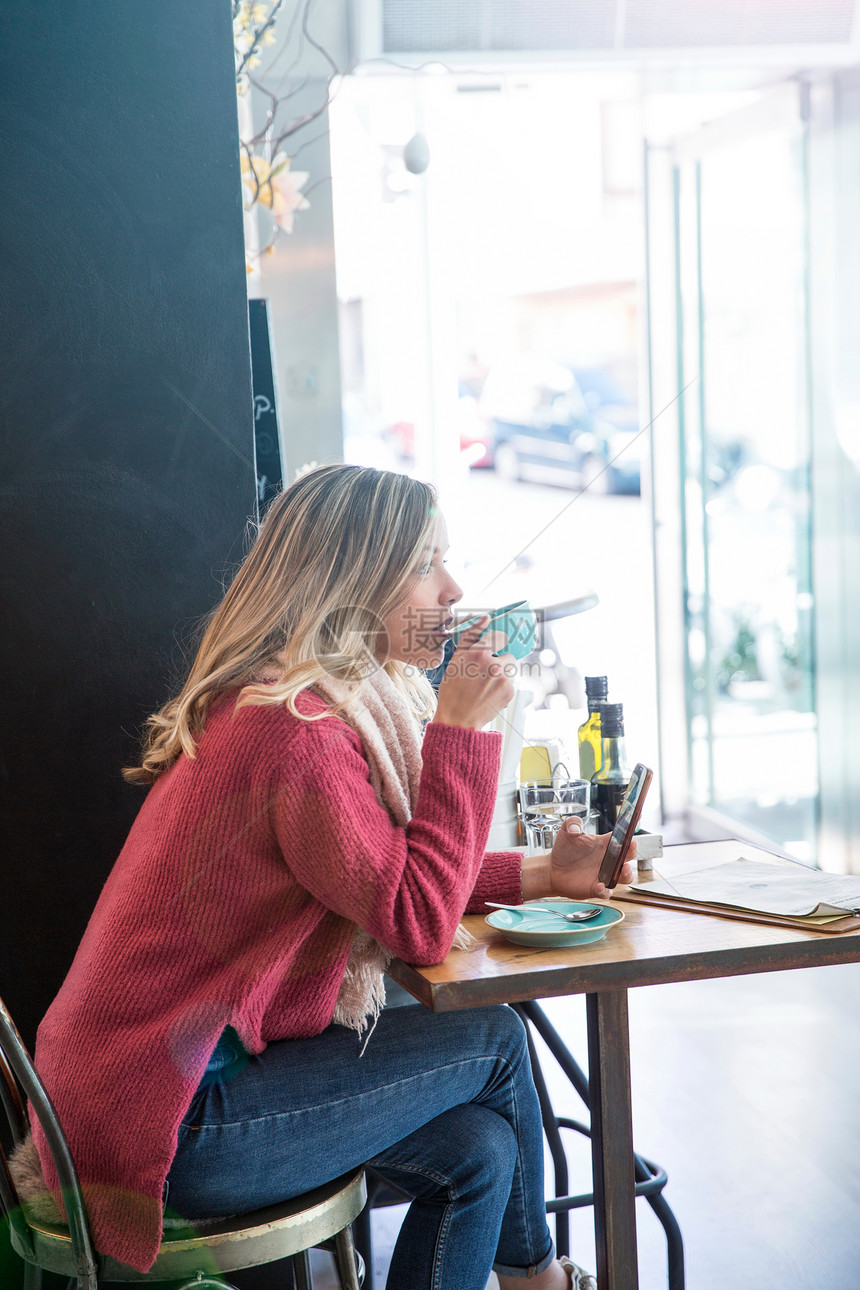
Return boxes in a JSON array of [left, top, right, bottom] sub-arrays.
[[599, 701, 624, 736], [584, 675, 608, 699]]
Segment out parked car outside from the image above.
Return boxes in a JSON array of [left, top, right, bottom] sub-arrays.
[[480, 359, 642, 494]]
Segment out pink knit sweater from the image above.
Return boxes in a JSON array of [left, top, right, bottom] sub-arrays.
[[32, 691, 522, 1272]]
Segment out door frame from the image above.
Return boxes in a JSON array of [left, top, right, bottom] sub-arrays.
[[645, 79, 819, 852]]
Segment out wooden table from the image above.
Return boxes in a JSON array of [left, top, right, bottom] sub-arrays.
[[388, 841, 860, 1289]]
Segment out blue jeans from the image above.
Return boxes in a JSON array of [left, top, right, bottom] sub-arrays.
[[165, 1004, 555, 1289]]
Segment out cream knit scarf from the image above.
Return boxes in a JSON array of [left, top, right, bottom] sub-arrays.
[[316, 665, 472, 1039]]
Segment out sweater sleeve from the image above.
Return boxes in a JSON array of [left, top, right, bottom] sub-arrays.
[[266, 715, 506, 964], [465, 850, 523, 913]]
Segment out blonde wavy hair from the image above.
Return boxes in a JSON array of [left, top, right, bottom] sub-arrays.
[[124, 464, 438, 785]]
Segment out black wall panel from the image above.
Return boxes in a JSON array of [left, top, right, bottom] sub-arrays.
[[0, 1, 256, 1054]]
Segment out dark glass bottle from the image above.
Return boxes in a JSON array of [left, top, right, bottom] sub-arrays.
[[590, 702, 630, 835], [578, 675, 608, 780]]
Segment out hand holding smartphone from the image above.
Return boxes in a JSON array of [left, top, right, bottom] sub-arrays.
[[597, 763, 653, 889]]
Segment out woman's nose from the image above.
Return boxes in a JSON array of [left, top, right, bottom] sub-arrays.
[[444, 575, 463, 605]]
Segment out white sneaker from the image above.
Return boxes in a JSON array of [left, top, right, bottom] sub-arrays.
[[560, 1255, 598, 1290]]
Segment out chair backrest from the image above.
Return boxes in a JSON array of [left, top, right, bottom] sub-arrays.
[[0, 993, 99, 1284]]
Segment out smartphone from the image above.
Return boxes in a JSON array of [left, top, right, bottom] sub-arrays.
[[597, 763, 653, 889]]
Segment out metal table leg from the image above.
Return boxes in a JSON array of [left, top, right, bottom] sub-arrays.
[[586, 989, 639, 1290]]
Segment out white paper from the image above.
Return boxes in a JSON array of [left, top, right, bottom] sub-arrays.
[[637, 857, 860, 918]]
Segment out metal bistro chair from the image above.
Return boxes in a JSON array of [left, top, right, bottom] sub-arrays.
[[0, 994, 365, 1289]]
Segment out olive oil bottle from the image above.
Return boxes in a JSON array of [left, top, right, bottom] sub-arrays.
[[578, 675, 608, 780], [590, 702, 630, 834]]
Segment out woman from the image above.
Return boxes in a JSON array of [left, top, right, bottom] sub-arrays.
[[29, 464, 629, 1289]]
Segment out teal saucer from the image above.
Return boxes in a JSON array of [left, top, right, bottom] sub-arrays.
[[485, 900, 624, 948]]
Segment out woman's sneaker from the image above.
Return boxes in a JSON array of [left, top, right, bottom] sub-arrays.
[[560, 1256, 597, 1290]]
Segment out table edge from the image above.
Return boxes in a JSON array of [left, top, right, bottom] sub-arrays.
[[389, 931, 860, 1011]]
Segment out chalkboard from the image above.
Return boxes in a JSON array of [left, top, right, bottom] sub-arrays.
[[249, 297, 284, 509], [0, 0, 256, 1052]]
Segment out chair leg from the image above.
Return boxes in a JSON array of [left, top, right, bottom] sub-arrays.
[[521, 1013, 571, 1258], [293, 1248, 313, 1290], [352, 1201, 374, 1290], [633, 1159, 686, 1290], [333, 1225, 363, 1290], [21, 1261, 42, 1290]]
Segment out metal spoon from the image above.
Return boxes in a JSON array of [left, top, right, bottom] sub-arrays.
[[485, 902, 603, 923]]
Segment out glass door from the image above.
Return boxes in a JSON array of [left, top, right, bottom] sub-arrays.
[[659, 86, 818, 861]]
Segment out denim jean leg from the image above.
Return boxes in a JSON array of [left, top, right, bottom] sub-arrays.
[[166, 1004, 553, 1283], [369, 1102, 519, 1290], [478, 1009, 556, 1278]]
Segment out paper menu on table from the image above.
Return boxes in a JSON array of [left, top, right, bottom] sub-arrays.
[[636, 857, 860, 919]]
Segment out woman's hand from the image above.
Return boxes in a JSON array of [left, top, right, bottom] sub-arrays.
[[433, 615, 516, 731], [522, 818, 636, 901]]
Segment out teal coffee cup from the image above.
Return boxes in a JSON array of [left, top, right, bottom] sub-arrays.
[[450, 600, 537, 661]]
